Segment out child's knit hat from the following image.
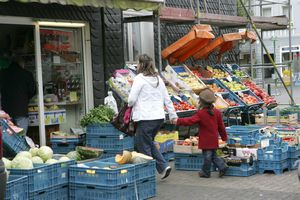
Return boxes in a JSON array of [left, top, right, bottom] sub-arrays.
[[198, 87, 216, 104]]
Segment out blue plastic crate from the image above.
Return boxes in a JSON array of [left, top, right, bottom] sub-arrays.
[[175, 153, 203, 171], [258, 160, 289, 175], [288, 145, 300, 159], [69, 160, 135, 186], [225, 162, 257, 177], [226, 126, 261, 138], [86, 134, 134, 151], [137, 177, 156, 200], [0, 119, 30, 156], [51, 139, 79, 154], [220, 92, 245, 111], [9, 164, 55, 192], [258, 144, 288, 161], [5, 175, 28, 200], [163, 152, 174, 161], [172, 65, 187, 74], [158, 140, 174, 153], [86, 123, 123, 136], [100, 149, 134, 159], [240, 136, 257, 146], [29, 184, 68, 200], [100, 157, 156, 181], [52, 155, 76, 185], [232, 89, 264, 110], [69, 183, 135, 200]]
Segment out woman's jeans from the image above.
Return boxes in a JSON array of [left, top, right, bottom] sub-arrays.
[[202, 149, 227, 176], [135, 119, 167, 174], [0, 159, 7, 200]]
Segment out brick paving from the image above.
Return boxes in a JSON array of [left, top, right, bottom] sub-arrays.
[[152, 162, 300, 200]]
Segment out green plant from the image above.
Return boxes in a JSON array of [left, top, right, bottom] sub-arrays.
[[80, 105, 115, 127]]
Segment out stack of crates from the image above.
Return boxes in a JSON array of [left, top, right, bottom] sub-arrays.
[[8, 156, 75, 200], [257, 142, 289, 175], [69, 158, 156, 200], [86, 124, 134, 158]]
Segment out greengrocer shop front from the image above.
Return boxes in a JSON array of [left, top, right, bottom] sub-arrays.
[[0, 0, 163, 146]]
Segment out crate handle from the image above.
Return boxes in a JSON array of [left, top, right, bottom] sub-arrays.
[[57, 143, 70, 147], [86, 169, 96, 174], [87, 185, 95, 189], [37, 191, 46, 195], [99, 136, 108, 139], [121, 185, 128, 189], [142, 179, 150, 183]]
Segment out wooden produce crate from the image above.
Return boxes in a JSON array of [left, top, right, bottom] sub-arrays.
[[255, 113, 298, 125]]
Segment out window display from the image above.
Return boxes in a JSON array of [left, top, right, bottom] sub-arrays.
[[28, 27, 86, 132]]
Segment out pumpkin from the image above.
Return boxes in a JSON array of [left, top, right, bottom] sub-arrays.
[[115, 150, 132, 164], [131, 151, 153, 164]]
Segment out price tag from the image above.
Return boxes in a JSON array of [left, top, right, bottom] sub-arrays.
[[173, 95, 182, 102], [238, 91, 244, 97], [227, 64, 232, 71], [261, 139, 269, 148], [226, 76, 232, 82]]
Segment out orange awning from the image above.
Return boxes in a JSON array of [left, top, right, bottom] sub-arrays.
[[193, 32, 242, 62], [240, 30, 257, 43], [161, 24, 215, 65]]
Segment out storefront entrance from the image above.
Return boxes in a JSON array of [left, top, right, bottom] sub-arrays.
[[0, 17, 93, 146]]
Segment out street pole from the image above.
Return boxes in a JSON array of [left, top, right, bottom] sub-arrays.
[[288, 0, 294, 105], [249, 0, 254, 79]]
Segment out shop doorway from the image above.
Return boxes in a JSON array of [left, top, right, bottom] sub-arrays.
[[0, 18, 93, 146]]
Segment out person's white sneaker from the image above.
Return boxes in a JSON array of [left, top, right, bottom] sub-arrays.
[[161, 166, 172, 180]]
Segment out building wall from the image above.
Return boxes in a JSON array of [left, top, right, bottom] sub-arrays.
[[250, 0, 299, 78], [0, 1, 125, 105]]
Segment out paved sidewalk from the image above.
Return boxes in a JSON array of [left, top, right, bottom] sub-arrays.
[[153, 162, 300, 200]]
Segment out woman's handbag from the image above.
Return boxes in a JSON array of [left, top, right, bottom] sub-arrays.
[[112, 104, 136, 136]]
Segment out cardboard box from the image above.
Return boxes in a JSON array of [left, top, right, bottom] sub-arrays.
[[236, 147, 258, 160]]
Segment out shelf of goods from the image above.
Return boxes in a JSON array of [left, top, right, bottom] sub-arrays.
[[219, 63, 277, 109], [107, 69, 136, 102], [28, 109, 66, 127]]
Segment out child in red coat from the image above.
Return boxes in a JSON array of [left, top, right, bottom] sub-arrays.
[[174, 88, 228, 178]]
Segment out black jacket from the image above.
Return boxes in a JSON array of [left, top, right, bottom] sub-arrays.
[[0, 62, 36, 118]]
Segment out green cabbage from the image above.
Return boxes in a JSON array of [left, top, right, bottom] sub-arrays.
[[16, 151, 32, 159], [38, 146, 53, 162], [58, 156, 70, 162], [45, 159, 58, 164], [2, 158, 11, 169], [29, 147, 39, 157], [31, 156, 44, 164], [11, 157, 33, 169]]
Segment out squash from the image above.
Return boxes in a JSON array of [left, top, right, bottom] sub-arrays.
[[131, 151, 153, 164], [115, 150, 132, 164]]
